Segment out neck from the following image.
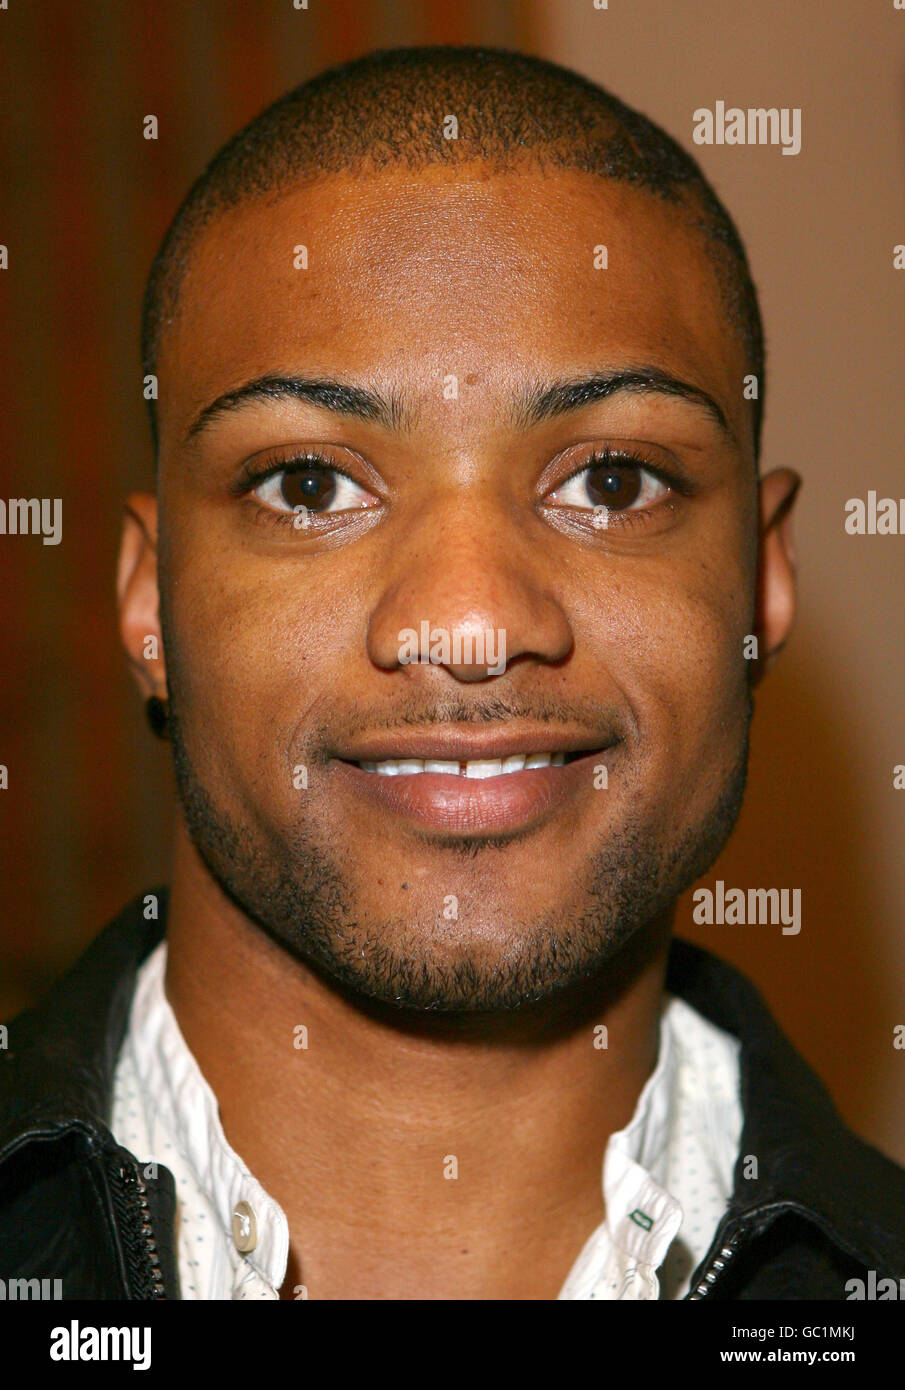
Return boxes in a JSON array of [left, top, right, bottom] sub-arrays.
[[163, 824, 673, 1300]]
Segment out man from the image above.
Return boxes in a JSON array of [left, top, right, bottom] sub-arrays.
[[1, 45, 903, 1301]]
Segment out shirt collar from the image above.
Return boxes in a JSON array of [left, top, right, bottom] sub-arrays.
[[128, 947, 699, 1300], [605, 1003, 683, 1263], [557, 1004, 685, 1299], [127, 941, 290, 1293]]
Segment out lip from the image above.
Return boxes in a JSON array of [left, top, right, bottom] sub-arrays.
[[337, 726, 612, 765], [332, 739, 619, 836]]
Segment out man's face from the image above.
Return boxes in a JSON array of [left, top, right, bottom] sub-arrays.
[[150, 165, 759, 1010]]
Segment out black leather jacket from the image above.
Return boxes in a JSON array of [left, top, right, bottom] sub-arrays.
[[1, 890, 904, 1299]]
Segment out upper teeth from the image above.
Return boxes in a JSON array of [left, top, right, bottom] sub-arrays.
[[358, 752, 567, 777]]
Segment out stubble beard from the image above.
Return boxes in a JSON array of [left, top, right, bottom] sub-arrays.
[[165, 694, 750, 1016]]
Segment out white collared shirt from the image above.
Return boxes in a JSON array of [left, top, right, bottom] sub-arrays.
[[111, 941, 742, 1300]]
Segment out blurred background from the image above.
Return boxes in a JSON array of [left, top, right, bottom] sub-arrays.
[[1, 0, 903, 1163]]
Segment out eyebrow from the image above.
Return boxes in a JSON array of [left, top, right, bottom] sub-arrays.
[[513, 367, 733, 440], [185, 364, 733, 446], [186, 375, 409, 442]]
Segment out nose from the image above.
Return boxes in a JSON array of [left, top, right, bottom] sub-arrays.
[[366, 488, 573, 682]]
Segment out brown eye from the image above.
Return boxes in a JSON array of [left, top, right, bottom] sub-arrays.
[[278, 467, 336, 511], [546, 454, 668, 514], [584, 463, 642, 510], [252, 459, 376, 516]]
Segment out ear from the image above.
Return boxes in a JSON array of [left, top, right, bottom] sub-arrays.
[[752, 467, 802, 686], [117, 493, 166, 699]]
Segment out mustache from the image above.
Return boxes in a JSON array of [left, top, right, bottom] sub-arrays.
[[312, 691, 629, 745]]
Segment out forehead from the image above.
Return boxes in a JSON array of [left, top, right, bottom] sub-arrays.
[[158, 165, 748, 450]]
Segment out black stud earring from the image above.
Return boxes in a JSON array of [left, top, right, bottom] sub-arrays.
[[145, 694, 170, 740]]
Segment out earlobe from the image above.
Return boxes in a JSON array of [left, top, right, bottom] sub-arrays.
[[752, 468, 802, 685], [117, 493, 166, 701]]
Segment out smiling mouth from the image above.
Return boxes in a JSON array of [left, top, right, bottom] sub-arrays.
[[334, 742, 617, 836], [355, 751, 583, 778]]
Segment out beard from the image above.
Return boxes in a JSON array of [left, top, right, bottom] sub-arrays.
[[165, 688, 750, 1017]]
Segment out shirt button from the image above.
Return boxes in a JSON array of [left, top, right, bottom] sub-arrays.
[[232, 1201, 257, 1253]]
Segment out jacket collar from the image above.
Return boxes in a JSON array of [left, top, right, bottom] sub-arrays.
[[667, 937, 905, 1272], [3, 890, 901, 1273], [0, 890, 168, 1154]]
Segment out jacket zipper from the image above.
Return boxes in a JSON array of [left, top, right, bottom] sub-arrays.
[[685, 1224, 748, 1300], [107, 1157, 167, 1299]]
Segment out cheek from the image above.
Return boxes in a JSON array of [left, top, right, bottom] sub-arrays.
[[575, 546, 752, 793], [162, 515, 378, 816]]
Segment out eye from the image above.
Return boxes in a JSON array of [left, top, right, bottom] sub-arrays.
[[251, 455, 376, 516], [546, 452, 668, 514]]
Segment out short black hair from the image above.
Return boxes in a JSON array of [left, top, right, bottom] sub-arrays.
[[141, 45, 765, 460]]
